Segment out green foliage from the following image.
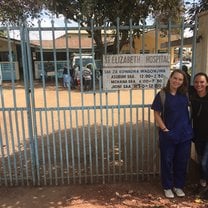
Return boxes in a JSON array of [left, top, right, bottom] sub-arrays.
[[199, 0, 208, 11], [0, 0, 193, 57], [42, 0, 184, 57], [0, 0, 43, 25], [186, 0, 206, 25], [45, 0, 183, 26], [152, 0, 184, 24]]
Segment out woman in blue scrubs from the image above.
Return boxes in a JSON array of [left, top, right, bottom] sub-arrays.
[[151, 69, 193, 198]]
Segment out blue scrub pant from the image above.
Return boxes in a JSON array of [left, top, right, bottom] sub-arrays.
[[195, 141, 208, 180], [159, 139, 191, 189]]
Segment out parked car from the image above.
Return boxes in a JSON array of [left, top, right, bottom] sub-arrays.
[[172, 61, 192, 70]]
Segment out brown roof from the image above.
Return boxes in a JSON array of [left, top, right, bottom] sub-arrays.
[[31, 34, 95, 49], [161, 37, 193, 48]]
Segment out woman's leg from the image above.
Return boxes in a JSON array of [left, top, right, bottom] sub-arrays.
[[159, 138, 175, 189], [201, 142, 208, 180], [195, 141, 206, 180], [173, 140, 191, 188]]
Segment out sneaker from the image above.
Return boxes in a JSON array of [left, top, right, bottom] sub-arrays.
[[173, 188, 185, 197], [200, 179, 207, 187], [164, 189, 174, 198]]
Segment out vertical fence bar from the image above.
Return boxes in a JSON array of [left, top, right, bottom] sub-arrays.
[[136, 107, 139, 181], [147, 108, 151, 180], [141, 89, 145, 180], [0, 126, 7, 186], [105, 92, 110, 183], [116, 17, 120, 54], [99, 84, 105, 184], [39, 111, 47, 185], [20, 110, 29, 185], [51, 111, 58, 185], [8, 110, 18, 184], [69, 108, 75, 184], [191, 15, 198, 80], [37, 20, 52, 185], [129, 19, 133, 54], [20, 25, 36, 185], [7, 28, 24, 186], [111, 107, 115, 182], [123, 108, 127, 180], [179, 17, 185, 69], [63, 110, 70, 184], [77, 20, 87, 184], [26, 24, 41, 186], [129, 90, 133, 180], [3, 111, 12, 185], [51, 20, 64, 184], [87, 109, 93, 183], [117, 91, 122, 182], [75, 110, 81, 184]]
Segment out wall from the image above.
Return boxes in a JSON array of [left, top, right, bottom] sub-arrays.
[[196, 11, 208, 73]]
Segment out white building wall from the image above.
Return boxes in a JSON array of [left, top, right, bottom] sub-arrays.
[[196, 11, 208, 73]]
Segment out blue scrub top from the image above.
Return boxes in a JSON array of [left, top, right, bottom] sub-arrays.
[[151, 91, 193, 144]]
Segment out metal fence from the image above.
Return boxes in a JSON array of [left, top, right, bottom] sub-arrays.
[[0, 17, 196, 186]]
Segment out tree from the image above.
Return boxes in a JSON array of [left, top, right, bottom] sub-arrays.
[[186, 0, 205, 25], [0, 0, 43, 25], [43, 0, 184, 58], [0, 0, 185, 57], [199, 0, 208, 11], [152, 0, 184, 24]]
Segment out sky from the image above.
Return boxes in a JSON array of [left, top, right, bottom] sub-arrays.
[[9, 12, 77, 40], [29, 13, 77, 40]]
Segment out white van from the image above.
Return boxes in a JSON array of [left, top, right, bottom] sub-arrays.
[[72, 54, 97, 69], [72, 54, 101, 88]]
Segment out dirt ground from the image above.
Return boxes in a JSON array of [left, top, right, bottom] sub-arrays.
[[1, 81, 208, 207], [0, 178, 208, 208]]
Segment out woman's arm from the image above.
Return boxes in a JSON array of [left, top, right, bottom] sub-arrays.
[[154, 111, 169, 132]]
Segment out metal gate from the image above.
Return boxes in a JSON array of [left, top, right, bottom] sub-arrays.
[[0, 18, 197, 186]]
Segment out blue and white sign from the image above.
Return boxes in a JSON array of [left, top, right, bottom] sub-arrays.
[[103, 54, 170, 90]]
